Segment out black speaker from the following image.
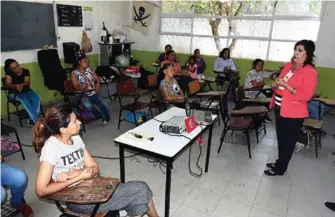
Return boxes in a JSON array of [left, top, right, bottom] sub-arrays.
[[63, 42, 80, 68]]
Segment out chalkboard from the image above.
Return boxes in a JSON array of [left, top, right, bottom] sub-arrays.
[[57, 4, 82, 27], [1, 1, 57, 52]]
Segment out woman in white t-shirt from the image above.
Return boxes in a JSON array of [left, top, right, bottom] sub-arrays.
[[32, 102, 159, 217]]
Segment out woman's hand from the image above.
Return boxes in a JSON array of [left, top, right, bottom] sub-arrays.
[[78, 167, 93, 180], [276, 78, 289, 89], [56, 172, 70, 182]]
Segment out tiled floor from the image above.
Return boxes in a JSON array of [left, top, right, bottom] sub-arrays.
[[2, 99, 335, 217]]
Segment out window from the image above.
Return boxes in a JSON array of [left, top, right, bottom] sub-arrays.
[[160, 0, 323, 62]]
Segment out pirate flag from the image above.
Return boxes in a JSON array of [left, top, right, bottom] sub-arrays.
[[131, 1, 156, 36]]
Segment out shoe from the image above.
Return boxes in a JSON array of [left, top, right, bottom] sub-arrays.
[[325, 202, 335, 212], [264, 169, 284, 176], [264, 116, 273, 123], [27, 120, 34, 127], [102, 120, 108, 125], [266, 163, 276, 169], [15, 202, 34, 217]]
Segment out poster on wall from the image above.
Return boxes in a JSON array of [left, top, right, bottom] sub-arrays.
[[131, 1, 157, 36], [83, 6, 93, 31]]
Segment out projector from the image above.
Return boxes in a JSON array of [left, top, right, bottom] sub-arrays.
[[159, 116, 186, 134]]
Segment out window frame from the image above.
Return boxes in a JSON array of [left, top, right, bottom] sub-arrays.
[[159, 1, 324, 60]]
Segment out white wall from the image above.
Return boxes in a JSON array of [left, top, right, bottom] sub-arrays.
[[0, 1, 130, 65], [315, 1, 335, 68]]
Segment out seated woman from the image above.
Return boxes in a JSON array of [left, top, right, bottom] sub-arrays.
[[244, 59, 272, 122], [156, 44, 173, 64], [213, 48, 237, 81], [160, 63, 185, 103], [71, 52, 110, 125], [32, 102, 159, 217], [4, 59, 41, 126], [160, 50, 182, 75], [1, 156, 33, 217], [244, 59, 266, 99], [194, 49, 206, 75], [186, 56, 198, 79]]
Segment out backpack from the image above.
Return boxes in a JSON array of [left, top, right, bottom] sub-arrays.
[[138, 66, 154, 90]]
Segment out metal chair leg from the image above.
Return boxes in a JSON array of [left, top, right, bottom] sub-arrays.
[[117, 109, 122, 129], [16, 105, 23, 128], [218, 128, 228, 153], [15, 132, 25, 160], [246, 129, 251, 159], [315, 131, 318, 158], [7, 101, 10, 122]]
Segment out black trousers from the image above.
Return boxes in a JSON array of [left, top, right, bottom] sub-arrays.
[[274, 107, 304, 174]]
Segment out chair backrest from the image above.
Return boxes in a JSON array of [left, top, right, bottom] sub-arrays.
[[147, 74, 158, 87], [225, 74, 239, 96], [63, 80, 76, 93], [188, 80, 201, 95], [38, 49, 67, 92]]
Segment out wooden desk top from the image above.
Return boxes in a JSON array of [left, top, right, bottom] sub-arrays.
[[313, 98, 335, 106], [45, 177, 119, 204], [303, 118, 323, 129], [242, 98, 272, 104], [197, 91, 226, 96], [231, 106, 268, 116]]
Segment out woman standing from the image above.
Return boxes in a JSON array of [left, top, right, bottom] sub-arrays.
[[265, 40, 318, 176]]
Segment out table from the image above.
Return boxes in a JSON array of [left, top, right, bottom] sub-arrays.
[[114, 107, 217, 217], [244, 85, 272, 98]]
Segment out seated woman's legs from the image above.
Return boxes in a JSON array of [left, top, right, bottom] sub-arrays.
[[81, 96, 103, 120], [1, 185, 6, 204], [1, 163, 33, 217], [68, 181, 159, 217], [88, 94, 110, 122]]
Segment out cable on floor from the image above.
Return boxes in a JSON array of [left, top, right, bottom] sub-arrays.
[[92, 152, 141, 160]]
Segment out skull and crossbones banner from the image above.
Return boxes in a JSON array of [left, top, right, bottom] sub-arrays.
[[131, 1, 156, 36]]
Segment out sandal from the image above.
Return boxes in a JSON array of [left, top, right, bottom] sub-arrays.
[[264, 169, 283, 176], [266, 163, 276, 169]]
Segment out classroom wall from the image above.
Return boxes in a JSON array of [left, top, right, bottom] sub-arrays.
[[0, 1, 130, 117]]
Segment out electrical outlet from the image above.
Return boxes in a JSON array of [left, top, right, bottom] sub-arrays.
[[57, 35, 61, 41]]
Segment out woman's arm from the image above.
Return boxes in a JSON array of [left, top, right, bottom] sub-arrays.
[[35, 161, 91, 197], [161, 87, 184, 101], [93, 71, 101, 93], [202, 59, 207, 71], [282, 68, 318, 102], [174, 62, 182, 73], [230, 59, 237, 71], [70, 72, 86, 91], [83, 148, 99, 177]]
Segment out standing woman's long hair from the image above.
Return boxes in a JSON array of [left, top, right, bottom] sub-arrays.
[[32, 102, 73, 153]]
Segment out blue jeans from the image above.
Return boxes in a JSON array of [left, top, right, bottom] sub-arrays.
[[308, 100, 325, 120], [1, 162, 28, 207], [81, 94, 110, 122], [8, 90, 41, 122]]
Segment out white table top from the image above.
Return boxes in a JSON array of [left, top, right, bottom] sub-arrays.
[[114, 107, 217, 158]]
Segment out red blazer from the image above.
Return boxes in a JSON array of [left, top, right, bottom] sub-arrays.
[[270, 62, 317, 118]]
